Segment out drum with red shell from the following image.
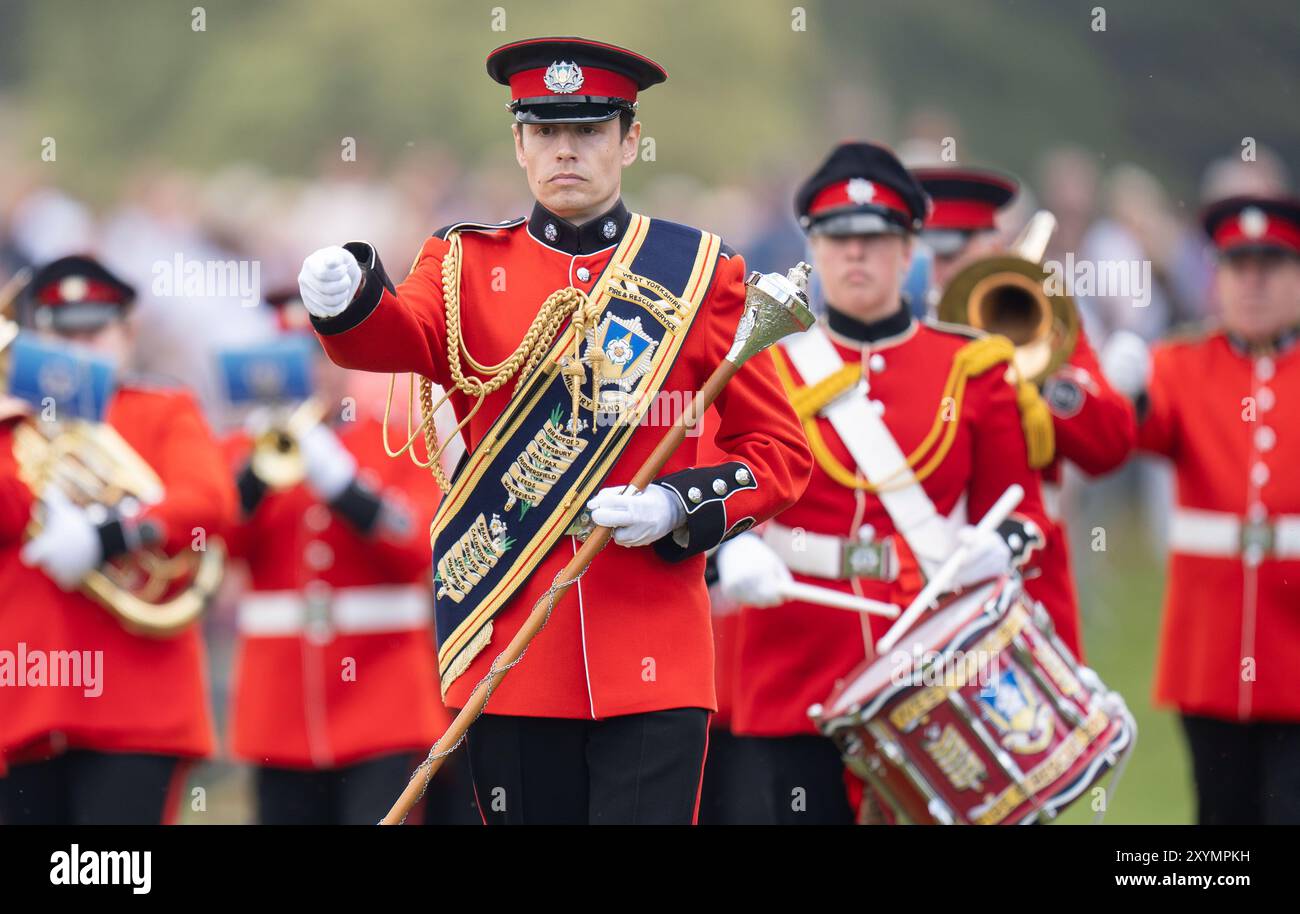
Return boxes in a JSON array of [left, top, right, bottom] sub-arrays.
[[810, 575, 1134, 824]]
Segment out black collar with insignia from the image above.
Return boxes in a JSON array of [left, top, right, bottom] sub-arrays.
[[528, 198, 631, 254], [825, 300, 914, 344], [1226, 323, 1300, 356]]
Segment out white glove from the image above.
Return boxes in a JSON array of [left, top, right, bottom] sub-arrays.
[[20, 487, 103, 590], [298, 245, 362, 319], [586, 483, 685, 547], [300, 424, 358, 502], [716, 532, 791, 608], [950, 525, 1014, 589], [1099, 330, 1151, 400]]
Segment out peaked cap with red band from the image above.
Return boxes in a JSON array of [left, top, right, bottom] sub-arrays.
[[796, 142, 929, 237], [265, 287, 315, 336], [486, 36, 667, 124], [912, 167, 1019, 232], [1201, 195, 1300, 258], [20, 255, 136, 333]]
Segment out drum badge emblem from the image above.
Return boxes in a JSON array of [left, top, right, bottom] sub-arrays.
[[978, 668, 1054, 754], [543, 61, 584, 94]]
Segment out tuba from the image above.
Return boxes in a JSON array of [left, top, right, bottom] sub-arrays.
[[936, 211, 1079, 385], [0, 307, 225, 638]]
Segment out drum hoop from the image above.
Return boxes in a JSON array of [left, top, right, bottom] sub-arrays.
[[822, 581, 1016, 727]]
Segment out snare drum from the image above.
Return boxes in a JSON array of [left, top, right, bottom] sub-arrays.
[[810, 575, 1134, 824]]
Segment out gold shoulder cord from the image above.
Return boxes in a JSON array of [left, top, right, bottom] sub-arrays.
[[380, 230, 597, 491], [772, 336, 1051, 494]]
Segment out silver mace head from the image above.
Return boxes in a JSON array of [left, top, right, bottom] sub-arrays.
[[726, 262, 815, 366]]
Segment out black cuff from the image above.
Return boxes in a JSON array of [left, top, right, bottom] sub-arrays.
[[93, 512, 159, 561], [651, 461, 758, 563], [997, 516, 1045, 568], [310, 241, 396, 337], [237, 461, 269, 518], [95, 516, 132, 562], [328, 477, 385, 535], [1134, 390, 1150, 424], [704, 550, 720, 587]]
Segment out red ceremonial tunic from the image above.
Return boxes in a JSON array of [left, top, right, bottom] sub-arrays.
[[1027, 327, 1137, 659], [309, 204, 811, 720], [1137, 329, 1300, 722], [223, 414, 450, 769], [0, 384, 235, 768], [730, 313, 1050, 737]]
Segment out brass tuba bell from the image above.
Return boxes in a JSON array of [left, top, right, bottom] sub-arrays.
[[936, 211, 1080, 385]]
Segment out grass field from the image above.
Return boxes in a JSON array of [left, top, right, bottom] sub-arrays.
[[1055, 486, 1194, 825]]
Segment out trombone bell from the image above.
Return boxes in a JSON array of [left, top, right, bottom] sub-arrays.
[[936, 211, 1080, 385]]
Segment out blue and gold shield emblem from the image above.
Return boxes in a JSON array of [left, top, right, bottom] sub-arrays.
[[977, 667, 1054, 754], [583, 313, 657, 409]]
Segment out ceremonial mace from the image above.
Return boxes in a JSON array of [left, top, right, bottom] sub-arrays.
[[381, 263, 817, 824]]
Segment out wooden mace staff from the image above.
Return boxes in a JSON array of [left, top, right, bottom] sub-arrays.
[[381, 261, 816, 824]]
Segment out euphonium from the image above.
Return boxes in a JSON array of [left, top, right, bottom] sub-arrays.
[[936, 210, 1080, 385], [0, 314, 225, 637]]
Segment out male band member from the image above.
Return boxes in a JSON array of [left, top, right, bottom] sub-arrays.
[[295, 38, 811, 824], [0, 256, 235, 824], [914, 167, 1137, 657], [713, 144, 1052, 824], [222, 292, 477, 824], [1108, 195, 1300, 824]]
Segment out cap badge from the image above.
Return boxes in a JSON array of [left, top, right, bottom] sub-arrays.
[[1240, 207, 1268, 239], [847, 178, 876, 205], [543, 60, 584, 94], [59, 276, 89, 303]]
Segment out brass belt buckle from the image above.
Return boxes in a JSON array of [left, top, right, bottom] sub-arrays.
[[1240, 518, 1274, 562], [841, 537, 896, 581], [303, 581, 334, 644]]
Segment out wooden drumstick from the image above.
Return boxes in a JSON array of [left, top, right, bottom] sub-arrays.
[[775, 580, 900, 617], [875, 484, 1023, 655]]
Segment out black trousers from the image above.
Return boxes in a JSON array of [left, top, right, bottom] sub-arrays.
[[697, 728, 739, 826], [1181, 714, 1300, 825], [719, 734, 854, 825], [0, 750, 186, 825], [256, 749, 478, 825], [464, 708, 709, 824]]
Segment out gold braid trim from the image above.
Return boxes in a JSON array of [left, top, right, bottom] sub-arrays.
[[772, 335, 1053, 493], [380, 230, 591, 490]]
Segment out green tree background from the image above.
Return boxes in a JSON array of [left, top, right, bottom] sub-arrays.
[[1, 0, 1295, 200]]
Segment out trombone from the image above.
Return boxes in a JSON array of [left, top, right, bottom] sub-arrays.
[[248, 395, 328, 490], [936, 211, 1080, 385]]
